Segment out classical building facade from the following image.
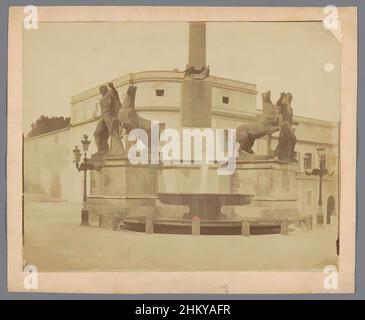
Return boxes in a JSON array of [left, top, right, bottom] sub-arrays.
[[24, 70, 339, 220]]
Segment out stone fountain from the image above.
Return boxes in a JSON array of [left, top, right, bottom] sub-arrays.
[[87, 22, 310, 236]]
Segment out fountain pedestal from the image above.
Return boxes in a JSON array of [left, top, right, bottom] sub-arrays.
[[226, 159, 301, 220], [89, 154, 302, 235], [88, 154, 158, 226]]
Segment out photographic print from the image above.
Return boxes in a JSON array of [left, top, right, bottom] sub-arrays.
[[7, 6, 357, 293]]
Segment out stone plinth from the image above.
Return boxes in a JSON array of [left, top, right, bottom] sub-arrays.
[[224, 159, 300, 220], [88, 154, 302, 233], [88, 155, 158, 225]]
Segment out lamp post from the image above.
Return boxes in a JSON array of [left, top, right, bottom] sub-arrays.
[[73, 134, 101, 226], [305, 147, 334, 226]]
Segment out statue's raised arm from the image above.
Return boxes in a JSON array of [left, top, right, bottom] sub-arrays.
[[108, 82, 122, 118]]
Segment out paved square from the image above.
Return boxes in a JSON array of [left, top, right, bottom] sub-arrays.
[[24, 200, 338, 272]]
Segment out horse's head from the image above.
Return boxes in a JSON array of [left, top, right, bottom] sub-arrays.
[[121, 85, 137, 111], [126, 85, 137, 100], [261, 90, 278, 123], [275, 92, 285, 107], [261, 90, 271, 103], [285, 92, 293, 105]]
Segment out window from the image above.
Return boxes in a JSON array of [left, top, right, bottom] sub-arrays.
[[304, 153, 312, 170], [222, 96, 229, 104], [320, 154, 327, 169], [155, 89, 165, 97]]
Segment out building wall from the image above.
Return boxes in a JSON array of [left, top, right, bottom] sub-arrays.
[[24, 70, 339, 216], [211, 86, 256, 114], [24, 128, 75, 200]]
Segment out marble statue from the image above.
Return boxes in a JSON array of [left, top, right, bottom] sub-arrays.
[[274, 92, 297, 161], [236, 90, 297, 161], [236, 90, 280, 154], [117, 85, 165, 149], [93, 82, 121, 154]]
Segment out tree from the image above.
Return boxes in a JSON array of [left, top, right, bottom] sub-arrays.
[[27, 115, 71, 138]]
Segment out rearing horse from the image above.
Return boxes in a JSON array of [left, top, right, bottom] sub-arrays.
[[236, 90, 280, 154]]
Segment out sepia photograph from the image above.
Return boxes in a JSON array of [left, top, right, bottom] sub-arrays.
[[6, 5, 357, 294]]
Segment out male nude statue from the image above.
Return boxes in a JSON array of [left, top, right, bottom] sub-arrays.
[[93, 82, 121, 153]]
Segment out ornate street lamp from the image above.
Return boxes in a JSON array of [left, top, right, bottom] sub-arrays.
[[73, 134, 101, 226], [305, 147, 334, 225]]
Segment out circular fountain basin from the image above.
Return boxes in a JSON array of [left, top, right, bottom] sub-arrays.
[[158, 193, 253, 220], [122, 218, 283, 235], [123, 193, 259, 235]]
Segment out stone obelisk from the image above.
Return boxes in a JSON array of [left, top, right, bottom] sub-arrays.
[[181, 22, 212, 128], [188, 23, 206, 70]]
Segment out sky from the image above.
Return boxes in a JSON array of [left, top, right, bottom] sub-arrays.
[[23, 21, 341, 133]]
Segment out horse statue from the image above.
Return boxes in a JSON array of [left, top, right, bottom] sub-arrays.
[[274, 92, 297, 161], [118, 85, 151, 135], [117, 85, 165, 150], [236, 90, 280, 154], [236, 90, 297, 161]]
